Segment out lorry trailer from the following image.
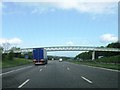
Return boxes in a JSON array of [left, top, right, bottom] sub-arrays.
[[33, 48, 48, 65]]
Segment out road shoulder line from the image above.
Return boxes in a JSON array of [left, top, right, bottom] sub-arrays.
[[0, 66, 33, 76], [80, 64, 120, 72]]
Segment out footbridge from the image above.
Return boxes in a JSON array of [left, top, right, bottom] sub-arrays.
[[13, 46, 120, 60]]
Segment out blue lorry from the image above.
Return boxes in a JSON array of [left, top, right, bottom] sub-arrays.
[[33, 48, 48, 65]]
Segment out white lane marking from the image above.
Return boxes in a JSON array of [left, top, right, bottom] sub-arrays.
[[18, 79, 30, 88], [80, 64, 120, 72], [0, 66, 33, 76], [67, 67, 70, 70], [44, 66, 46, 68], [81, 76, 92, 84], [40, 69, 42, 71]]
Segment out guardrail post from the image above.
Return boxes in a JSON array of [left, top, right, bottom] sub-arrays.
[[92, 51, 95, 60]]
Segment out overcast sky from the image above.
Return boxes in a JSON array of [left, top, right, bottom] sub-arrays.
[[1, 0, 118, 57]]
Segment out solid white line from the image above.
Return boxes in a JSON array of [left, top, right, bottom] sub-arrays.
[[80, 64, 120, 72], [81, 76, 92, 84], [0, 66, 33, 76], [67, 67, 70, 70], [18, 79, 30, 88], [40, 69, 42, 71]]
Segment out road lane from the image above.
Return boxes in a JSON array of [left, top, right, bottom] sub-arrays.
[[2, 60, 119, 88], [23, 61, 95, 88], [64, 61, 119, 88], [2, 64, 43, 88], [0, 66, 33, 76]]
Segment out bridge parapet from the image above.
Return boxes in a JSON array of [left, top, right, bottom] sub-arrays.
[[3, 46, 120, 53]]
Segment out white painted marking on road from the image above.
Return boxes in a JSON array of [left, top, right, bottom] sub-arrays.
[[18, 79, 30, 88], [40, 69, 42, 71], [81, 76, 92, 84], [0, 66, 33, 76], [44, 66, 46, 68], [67, 67, 70, 70], [80, 64, 120, 72]]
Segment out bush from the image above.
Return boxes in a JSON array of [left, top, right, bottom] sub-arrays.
[[8, 50, 14, 60], [2, 50, 14, 61], [95, 55, 120, 64]]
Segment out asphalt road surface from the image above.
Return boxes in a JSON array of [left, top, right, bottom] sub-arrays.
[[1, 60, 119, 88]]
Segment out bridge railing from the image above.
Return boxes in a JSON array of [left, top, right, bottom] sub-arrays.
[[10, 46, 120, 53]]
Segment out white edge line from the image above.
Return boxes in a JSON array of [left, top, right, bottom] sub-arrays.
[[18, 79, 30, 88], [0, 66, 33, 76], [81, 76, 92, 84], [80, 64, 120, 72]]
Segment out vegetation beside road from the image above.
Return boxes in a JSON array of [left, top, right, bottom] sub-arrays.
[[1, 49, 33, 68], [71, 42, 120, 70], [68, 55, 120, 70], [2, 58, 32, 68], [75, 42, 120, 60]]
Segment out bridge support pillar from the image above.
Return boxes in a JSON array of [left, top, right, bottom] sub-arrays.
[[92, 51, 95, 60]]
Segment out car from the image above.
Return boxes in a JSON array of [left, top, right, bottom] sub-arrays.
[[59, 58, 62, 62]]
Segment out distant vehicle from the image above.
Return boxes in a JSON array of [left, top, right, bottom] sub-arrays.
[[52, 58, 54, 60], [59, 58, 62, 62], [33, 48, 48, 65], [98, 56, 104, 59]]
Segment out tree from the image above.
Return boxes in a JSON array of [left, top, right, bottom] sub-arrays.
[[75, 51, 92, 60], [0, 46, 3, 54], [107, 42, 120, 48], [2, 42, 11, 53], [75, 42, 120, 60], [7, 50, 14, 60]]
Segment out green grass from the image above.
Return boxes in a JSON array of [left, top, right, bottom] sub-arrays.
[[71, 61, 120, 70], [0, 61, 2, 69], [68, 55, 120, 70], [2, 58, 33, 68], [95, 55, 120, 63]]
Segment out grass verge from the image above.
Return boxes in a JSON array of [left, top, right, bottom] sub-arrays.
[[68, 55, 120, 70], [1, 58, 33, 68], [70, 61, 120, 70]]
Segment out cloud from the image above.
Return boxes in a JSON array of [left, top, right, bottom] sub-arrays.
[[2, 0, 119, 2], [11, 1, 117, 15], [66, 41, 74, 46], [0, 38, 22, 45], [100, 34, 118, 43], [53, 2, 116, 14]]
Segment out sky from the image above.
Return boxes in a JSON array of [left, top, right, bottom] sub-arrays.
[[0, 0, 119, 57]]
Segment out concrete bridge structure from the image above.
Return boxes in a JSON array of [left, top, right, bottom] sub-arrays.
[[12, 46, 120, 60]]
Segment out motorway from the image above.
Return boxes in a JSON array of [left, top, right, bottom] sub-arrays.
[[2, 60, 119, 88]]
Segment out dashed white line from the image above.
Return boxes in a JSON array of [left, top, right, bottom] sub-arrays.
[[44, 66, 46, 68], [18, 79, 30, 88], [81, 76, 92, 84], [40, 69, 42, 71], [67, 67, 70, 70], [0, 66, 33, 76]]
